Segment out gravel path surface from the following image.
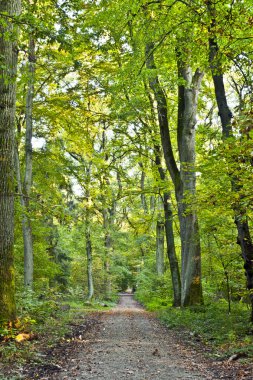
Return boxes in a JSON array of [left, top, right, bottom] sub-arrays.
[[2, 294, 253, 379], [53, 294, 213, 380]]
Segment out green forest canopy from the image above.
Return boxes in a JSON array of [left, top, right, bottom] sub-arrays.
[[0, 0, 253, 323]]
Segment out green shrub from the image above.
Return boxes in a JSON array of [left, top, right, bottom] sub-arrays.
[[135, 268, 173, 310]]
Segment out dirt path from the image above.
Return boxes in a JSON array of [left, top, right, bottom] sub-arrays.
[[49, 294, 213, 379], [21, 294, 253, 380]]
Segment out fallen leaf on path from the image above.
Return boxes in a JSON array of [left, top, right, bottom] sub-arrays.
[[15, 333, 34, 342]]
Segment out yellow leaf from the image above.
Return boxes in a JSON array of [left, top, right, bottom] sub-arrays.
[[15, 333, 32, 342]]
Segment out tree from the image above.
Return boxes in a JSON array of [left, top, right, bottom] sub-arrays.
[[207, 0, 253, 320], [145, 41, 203, 306], [153, 145, 181, 306], [0, 0, 21, 322], [15, 36, 36, 288], [85, 162, 94, 301]]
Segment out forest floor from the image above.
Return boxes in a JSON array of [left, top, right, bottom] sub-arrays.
[[2, 294, 253, 379]]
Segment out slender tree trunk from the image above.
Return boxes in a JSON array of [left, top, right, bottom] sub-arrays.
[[163, 191, 181, 306], [146, 42, 203, 306], [154, 147, 181, 305], [208, 0, 253, 320], [15, 37, 35, 288], [0, 0, 21, 322], [22, 38, 36, 287], [102, 208, 112, 298], [24, 38, 35, 198], [156, 196, 165, 276], [139, 162, 148, 213], [146, 84, 181, 305], [85, 163, 94, 301], [100, 128, 115, 298], [86, 223, 94, 301], [15, 147, 33, 287]]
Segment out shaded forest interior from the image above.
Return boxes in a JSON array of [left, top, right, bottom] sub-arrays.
[[0, 0, 253, 369]]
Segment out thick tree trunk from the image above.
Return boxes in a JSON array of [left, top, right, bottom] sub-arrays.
[[177, 61, 204, 306], [146, 42, 203, 306], [208, 0, 253, 320], [156, 196, 165, 276], [0, 0, 21, 322], [177, 195, 202, 306]]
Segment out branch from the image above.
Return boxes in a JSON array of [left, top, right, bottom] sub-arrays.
[[145, 42, 180, 186]]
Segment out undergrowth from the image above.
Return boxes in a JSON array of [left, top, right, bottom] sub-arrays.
[[0, 289, 117, 371], [135, 269, 253, 360], [159, 301, 253, 359]]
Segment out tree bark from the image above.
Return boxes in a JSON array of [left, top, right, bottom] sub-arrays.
[[156, 196, 165, 276], [86, 224, 94, 301], [145, 43, 180, 187], [85, 163, 94, 301], [154, 149, 181, 306], [144, 80, 181, 305], [0, 0, 21, 322], [14, 147, 33, 287], [177, 59, 204, 306], [139, 162, 148, 213], [23, 37, 36, 287], [163, 191, 181, 306], [102, 208, 112, 298], [100, 128, 115, 299], [146, 42, 203, 306], [207, 0, 253, 320]]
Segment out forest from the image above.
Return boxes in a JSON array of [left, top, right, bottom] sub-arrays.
[[0, 0, 253, 377]]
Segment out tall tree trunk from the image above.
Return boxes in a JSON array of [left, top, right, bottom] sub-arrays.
[[102, 208, 112, 298], [14, 147, 33, 287], [100, 128, 115, 298], [154, 148, 181, 306], [86, 223, 94, 301], [85, 163, 94, 301], [139, 162, 148, 213], [23, 38, 36, 287], [146, 42, 203, 306], [0, 0, 21, 322], [207, 0, 253, 320], [163, 191, 181, 306], [156, 196, 164, 276], [144, 81, 181, 305], [177, 59, 204, 306]]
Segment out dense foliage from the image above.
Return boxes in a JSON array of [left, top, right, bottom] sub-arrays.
[[0, 0, 253, 358]]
